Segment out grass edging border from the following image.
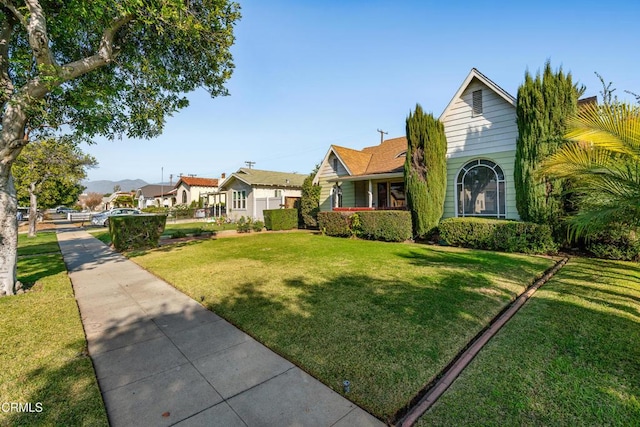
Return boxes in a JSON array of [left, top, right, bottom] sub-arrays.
[[395, 256, 570, 427]]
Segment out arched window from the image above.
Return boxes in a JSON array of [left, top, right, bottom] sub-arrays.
[[456, 159, 505, 218], [182, 190, 187, 204]]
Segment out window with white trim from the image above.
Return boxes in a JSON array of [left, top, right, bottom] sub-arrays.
[[456, 159, 505, 218], [232, 190, 246, 210]]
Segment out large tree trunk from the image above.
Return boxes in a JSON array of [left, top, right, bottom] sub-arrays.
[[0, 94, 32, 297], [0, 170, 18, 296], [28, 182, 38, 237]]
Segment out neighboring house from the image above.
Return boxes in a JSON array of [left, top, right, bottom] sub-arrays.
[[103, 191, 136, 210], [314, 68, 521, 221], [155, 188, 177, 208], [134, 184, 173, 209], [219, 168, 306, 221], [173, 176, 219, 206]]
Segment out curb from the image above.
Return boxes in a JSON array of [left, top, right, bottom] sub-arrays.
[[395, 256, 570, 426]]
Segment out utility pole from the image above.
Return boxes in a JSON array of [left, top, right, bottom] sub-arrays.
[[377, 128, 388, 144], [245, 161, 255, 169]]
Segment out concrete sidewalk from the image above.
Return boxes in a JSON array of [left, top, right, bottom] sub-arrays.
[[57, 227, 382, 427]]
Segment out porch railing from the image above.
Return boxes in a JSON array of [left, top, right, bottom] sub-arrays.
[[332, 206, 407, 212]]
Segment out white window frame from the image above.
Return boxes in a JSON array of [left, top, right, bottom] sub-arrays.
[[232, 190, 247, 210], [455, 159, 506, 218]]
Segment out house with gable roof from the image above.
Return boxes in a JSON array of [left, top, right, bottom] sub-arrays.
[[134, 184, 179, 209], [314, 68, 521, 220], [313, 137, 407, 212], [219, 168, 307, 221], [174, 176, 219, 206]]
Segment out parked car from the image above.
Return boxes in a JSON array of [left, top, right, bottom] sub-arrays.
[[90, 208, 141, 227], [56, 206, 76, 214]]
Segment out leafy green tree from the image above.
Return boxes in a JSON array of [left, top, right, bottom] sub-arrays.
[[514, 62, 583, 227], [404, 104, 447, 239], [0, 0, 240, 295], [13, 137, 96, 237], [540, 102, 640, 238], [300, 166, 321, 228]]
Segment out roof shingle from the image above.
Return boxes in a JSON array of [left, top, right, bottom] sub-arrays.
[[334, 136, 407, 176], [176, 177, 219, 188]]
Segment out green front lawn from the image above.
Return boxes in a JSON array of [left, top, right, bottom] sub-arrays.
[[131, 233, 554, 421], [88, 220, 236, 245], [418, 257, 640, 426], [0, 232, 108, 426], [17, 231, 60, 256]]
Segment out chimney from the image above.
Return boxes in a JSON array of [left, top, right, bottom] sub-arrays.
[[221, 172, 226, 179]]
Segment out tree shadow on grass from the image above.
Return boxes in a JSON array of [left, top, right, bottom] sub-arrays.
[[398, 245, 555, 288], [419, 259, 640, 426], [202, 271, 526, 421], [16, 242, 61, 257], [127, 239, 209, 258], [3, 340, 108, 427], [17, 254, 67, 287]]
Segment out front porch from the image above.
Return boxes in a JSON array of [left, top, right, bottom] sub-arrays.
[[327, 174, 406, 211], [333, 206, 407, 212]]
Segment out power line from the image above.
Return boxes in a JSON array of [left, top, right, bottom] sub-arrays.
[[376, 128, 388, 144]]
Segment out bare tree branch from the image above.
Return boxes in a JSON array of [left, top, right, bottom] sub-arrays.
[[60, 14, 133, 81]]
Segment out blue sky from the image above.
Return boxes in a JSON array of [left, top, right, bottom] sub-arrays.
[[82, 0, 640, 183]]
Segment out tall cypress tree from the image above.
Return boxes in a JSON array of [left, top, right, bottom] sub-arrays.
[[514, 61, 583, 225], [404, 104, 447, 239], [300, 170, 321, 228]]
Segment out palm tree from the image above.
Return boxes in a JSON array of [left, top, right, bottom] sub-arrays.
[[540, 102, 640, 239]]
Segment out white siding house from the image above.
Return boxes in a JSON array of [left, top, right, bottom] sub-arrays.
[[440, 68, 519, 220], [314, 68, 520, 221], [219, 168, 306, 221]]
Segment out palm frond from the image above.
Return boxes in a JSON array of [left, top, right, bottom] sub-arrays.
[[541, 101, 640, 239]]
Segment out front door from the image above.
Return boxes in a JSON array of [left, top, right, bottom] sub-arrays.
[[377, 183, 388, 208]]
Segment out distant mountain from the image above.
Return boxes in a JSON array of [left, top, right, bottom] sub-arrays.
[[82, 179, 148, 195]]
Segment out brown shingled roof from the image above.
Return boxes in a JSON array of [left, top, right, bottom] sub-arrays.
[[335, 136, 408, 176], [362, 136, 407, 174], [332, 145, 372, 175], [176, 176, 219, 188]]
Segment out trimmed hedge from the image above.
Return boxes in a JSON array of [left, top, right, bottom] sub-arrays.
[[263, 209, 298, 231], [318, 211, 353, 237], [355, 211, 412, 242], [586, 226, 640, 261], [318, 211, 412, 242], [109, 214, 167, 251], [439, 217, 557, 254]]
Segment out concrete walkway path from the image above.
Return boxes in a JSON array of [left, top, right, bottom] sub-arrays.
[[57, 227, 382, 427]]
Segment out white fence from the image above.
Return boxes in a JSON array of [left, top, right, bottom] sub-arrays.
[[67, 212, 92, 222]]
